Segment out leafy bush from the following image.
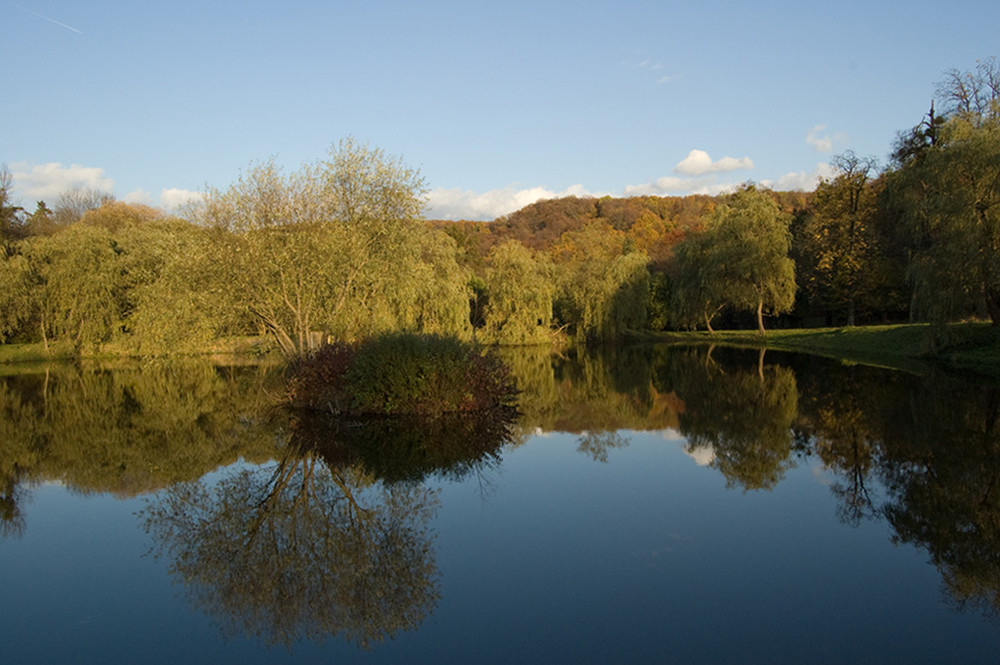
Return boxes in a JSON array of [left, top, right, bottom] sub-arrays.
[[287, 333, 518, 416]]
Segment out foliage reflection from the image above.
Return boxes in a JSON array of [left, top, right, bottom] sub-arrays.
[[4, 345, 1000, 625], [140, 403, 516, 648]]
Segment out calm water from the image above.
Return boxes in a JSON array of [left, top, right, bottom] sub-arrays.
[[1, 346, 999, 664]]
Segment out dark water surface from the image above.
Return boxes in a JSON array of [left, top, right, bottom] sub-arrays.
[[2, 346, 999, 664]]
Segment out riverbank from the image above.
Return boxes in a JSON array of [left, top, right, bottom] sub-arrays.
[[0, 336, 276, 367], [635, 323, 1000, 377], [5, 323, 1000, 377]]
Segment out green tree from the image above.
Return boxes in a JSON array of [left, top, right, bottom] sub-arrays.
[[119, 221, 241, 354], [24, 201, 54, 237], [196, 140, 464, 356], [482, 240, 555, 344], [798, 152, 881, 326], [551, 223, 649, 341], [678, 185, 796, 334], [670, 225, 727, 332], [0, 253, 35, 342], [18, 224, 128, 349], [915, 116, 1000, 324], [883, 60, 1000, 327]]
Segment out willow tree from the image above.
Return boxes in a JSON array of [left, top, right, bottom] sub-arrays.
[[196, 139, 468, 356], [482, 240, 555, 344], [551, 223, 649, 342], [17, 224, 128, 349], [680, 186, 795, 334], [892, 108, 1000, 325], [670, 225, 727, 332], [0, 253, 34, 342], [119, 221, 240, 355]]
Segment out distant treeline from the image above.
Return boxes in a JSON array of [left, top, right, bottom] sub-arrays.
[[2, 60, 999, 354]]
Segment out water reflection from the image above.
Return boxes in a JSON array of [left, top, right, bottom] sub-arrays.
[[140, 404, 516, 648], [141, 452, 441, 648], [0, 361, 285, 537], [3, 345, 1000, 627], [667, 347, 800, 490]]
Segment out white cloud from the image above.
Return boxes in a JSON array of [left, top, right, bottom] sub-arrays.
[[684, 443, 716, 467], [806, 124, 833, 153], [425, 184, 598, 221], [624, 175, 742, 197], [160, 188, 204, 211], [760, 162, 837, 191], [122, 189, 153, 205], [10, 162, 114, 202], [673, 149, 753, 176]]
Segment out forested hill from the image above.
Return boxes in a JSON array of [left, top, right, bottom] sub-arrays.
[[427, 191, 811, 264]]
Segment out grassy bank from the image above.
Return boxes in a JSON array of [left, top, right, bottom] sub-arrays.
[[0, 336, 277, 367], [6, 324, 1000, 377], [639, 323, 1000, 376]]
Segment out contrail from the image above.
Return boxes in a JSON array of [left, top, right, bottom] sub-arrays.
[[16, 4, 84, 34]]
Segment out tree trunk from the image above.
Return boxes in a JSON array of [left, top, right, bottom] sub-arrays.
[[847, 298, 856, 327], [756, 297, 765, 335], [986, 285, 1000, 326]]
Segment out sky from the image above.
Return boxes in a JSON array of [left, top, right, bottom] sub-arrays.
[[2, 0, 998, 221]]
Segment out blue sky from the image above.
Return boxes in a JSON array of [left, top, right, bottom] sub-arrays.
[[2, 0, 997, 220]]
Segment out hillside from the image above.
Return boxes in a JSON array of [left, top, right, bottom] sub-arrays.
[[427, 190, 812, 267]]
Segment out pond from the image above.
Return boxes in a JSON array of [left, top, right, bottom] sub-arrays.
[[1, 345, 999, 664]]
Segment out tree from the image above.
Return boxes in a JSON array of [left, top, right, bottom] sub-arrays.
[[195, 140, 464, 356], [676, 185, 796, 334], [0, 165, 26, 246], [798, 151, 880, 325], [936, 56, 1000, 124], [482, 240, 555, 344], [117, 221, 240, 354], [24, 201, 54, 237], [80, 201, 163, 230], [0, 253, 35, 342], [551, 223, 649, 342], [887, 61, 1000, 326], [670, 224, 727, 332], [52, 188, 114, 226], [18, 224, 128, 349]]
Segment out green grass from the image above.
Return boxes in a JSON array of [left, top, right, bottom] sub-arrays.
[[637, 323, 1000, 376], [0, 336, 278, 366], [0, 341, 77, 364], [7, 325, 1000, 377]]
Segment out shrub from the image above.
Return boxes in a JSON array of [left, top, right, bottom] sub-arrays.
[[286, 333, 518, 416]]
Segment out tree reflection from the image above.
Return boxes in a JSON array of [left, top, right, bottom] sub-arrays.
[[875, 371, 1000, 620], [797, 364, 888, 525], [141, 405, 516, 648], [576, 430, 630, 463], [142, 452, 441, 648], [795, 360, 1000, 620], [0, 378, 39, 537], [668, 347, 799, 491]]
